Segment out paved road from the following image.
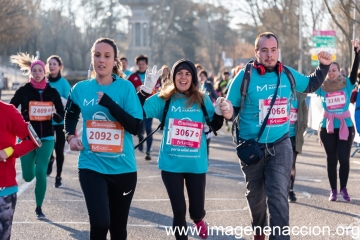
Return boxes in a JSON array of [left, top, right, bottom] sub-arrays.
[[2, 90, 360, 240]]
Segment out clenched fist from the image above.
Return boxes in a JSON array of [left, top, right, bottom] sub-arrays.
[[317, 51, 332, 65]]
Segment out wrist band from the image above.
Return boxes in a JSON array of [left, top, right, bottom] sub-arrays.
[[139, 89, 146, 96], [3, 147, 14, 158]]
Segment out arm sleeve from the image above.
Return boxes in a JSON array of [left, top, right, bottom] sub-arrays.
[[210, 113, 224, 132], [9, 87, 23, 108], [8, 105, 37, 158], [349, 48, 360, 85], [99, 93, 142, 135], [302, 63, 331, 93], [52, 90, 65, 123], [64, 94, 81, 137], [355, 90, 360, 134]]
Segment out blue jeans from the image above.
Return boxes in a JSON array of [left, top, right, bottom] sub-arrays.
[[137, 118, 153, 152], [240, 137, 292, 240]]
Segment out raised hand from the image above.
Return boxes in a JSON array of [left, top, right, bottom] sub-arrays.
[[141, 65, 163, 94], [351, 39, 360, 53], [317, 51, 332, 65]]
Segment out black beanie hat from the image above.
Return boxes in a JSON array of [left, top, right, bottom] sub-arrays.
[[171, 58, 198, 87]]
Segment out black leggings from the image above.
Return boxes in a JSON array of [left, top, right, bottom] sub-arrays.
[[51, 124, 66, 177], [320, 127, 354, 190], [79, 169, 137, 240], [161, 171, 206, 240], [289, 137, 298, 191]]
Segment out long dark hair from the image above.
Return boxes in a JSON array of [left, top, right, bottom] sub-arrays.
[[90, 38, 125, 79]]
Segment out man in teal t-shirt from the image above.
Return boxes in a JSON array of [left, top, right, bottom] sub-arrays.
[[120, 57, 133, 79], [226, 32, 332, 239]]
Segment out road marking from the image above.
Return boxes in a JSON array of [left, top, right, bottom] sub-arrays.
[[296, 177, 322, 183], [138, 175, 161, 179], [208, 173, 243, 179], [207, 207, 248, 213], [18, 180, 36, 197], [17, 197, 246, 202]]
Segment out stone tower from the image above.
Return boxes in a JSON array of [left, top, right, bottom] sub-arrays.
[[118, 0, 158, 67]]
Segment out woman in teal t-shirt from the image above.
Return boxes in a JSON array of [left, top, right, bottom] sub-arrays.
[[317, 39, 360, 202], [136, 59, 233, 240], [45, 55, 71, 188], [64, 38, 143, 240]]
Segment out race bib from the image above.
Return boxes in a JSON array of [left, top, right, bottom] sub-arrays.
[[86, 120, 124, 153], [325, 91, 346, 110], [29, 101, 53, 121], [168, 118, 203, 148], [259, 98, 288, 125], [290, 108, 298, 124]]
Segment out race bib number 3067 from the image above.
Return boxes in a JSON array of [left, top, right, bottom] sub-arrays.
[[169, 119, 203, 148], [86, 120, 124, 153]]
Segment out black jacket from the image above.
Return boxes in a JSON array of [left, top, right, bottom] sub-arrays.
[[10, 82, 64, 138]]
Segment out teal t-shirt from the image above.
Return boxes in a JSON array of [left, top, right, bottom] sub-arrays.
[[227, 66, 310, 143], [0, 186, 18, 197], [144, 93, 215, 173], [289, 99, 299, 137], [68, 75, 143, 174], [138, 72, 146, 83], [123, 70, 133, 79], [315, 77, 354, 128], [49, 77, 71, 125]]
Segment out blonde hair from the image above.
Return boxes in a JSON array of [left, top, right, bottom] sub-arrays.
[[10, 52, 37, 76], [90, 38, 125, 79]]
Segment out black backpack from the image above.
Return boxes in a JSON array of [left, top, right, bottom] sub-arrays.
[[135, 97, 216, 149], [231, 61, 296, 144]]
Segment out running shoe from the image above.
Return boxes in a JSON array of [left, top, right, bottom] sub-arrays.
[[55, 177, 62, 188], [194, 220, 208, 239], [35, 206, 46, 219], [288, 191, 297, 202], [340, 188, 350, 201], [145, 151, 151, 161], [329, 189, 337, 201]]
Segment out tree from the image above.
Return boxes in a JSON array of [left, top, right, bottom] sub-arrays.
[[0, 0, 41, 54], [149, 0, 201, 67], [324, 0, 357, 69]]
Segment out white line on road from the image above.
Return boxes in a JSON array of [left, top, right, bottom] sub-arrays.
[[208, 173, 243, 179], [18, 180, 36, 197], [138, 175, 161, 179], [207, 207, 248, 213], [18, 197, 246, 202]]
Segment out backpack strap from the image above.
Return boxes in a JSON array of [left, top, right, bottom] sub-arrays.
[[282, 66, 296, 101], [240, 62, 252, 112], [200, 99, 217, 136], [134, 98, 171, 149]]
